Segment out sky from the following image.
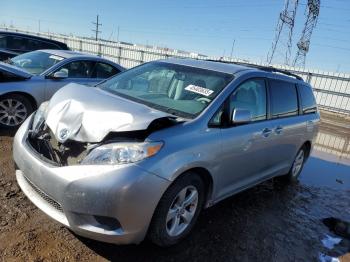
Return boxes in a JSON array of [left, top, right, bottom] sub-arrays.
[[1, 0, 350, 73]]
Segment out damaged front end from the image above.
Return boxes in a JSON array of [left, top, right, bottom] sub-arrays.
[[27, 112, 180, 167], [28, 121, 89, 166], [25, 83, 184, 166]]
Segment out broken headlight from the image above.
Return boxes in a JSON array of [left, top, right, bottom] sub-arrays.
[[31, 101, 49, 135], [81, 141, 163, 165]]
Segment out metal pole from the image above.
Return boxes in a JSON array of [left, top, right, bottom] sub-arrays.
[[230, 39, 235, 59]]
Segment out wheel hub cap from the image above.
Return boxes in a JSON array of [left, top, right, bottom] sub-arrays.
[[166, 186, 198, 237], [0, 99, 28, 126], [292, 150, 304, 177]]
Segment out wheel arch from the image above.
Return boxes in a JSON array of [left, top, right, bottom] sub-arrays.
[[0, 92, 38, 110], [172, 167, 214, 208]]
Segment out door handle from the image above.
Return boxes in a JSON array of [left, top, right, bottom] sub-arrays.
[[275, 126, 283, 134], [262, 128, 272, 137]]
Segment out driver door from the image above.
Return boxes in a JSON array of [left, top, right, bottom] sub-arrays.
[[215, 78, 275, 199], [45, 60, 97, 100]]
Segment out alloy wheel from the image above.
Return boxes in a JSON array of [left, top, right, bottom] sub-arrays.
[[292, 149, 304, 177], [166, 185, 198, 237], [0, 98, 28, 126]]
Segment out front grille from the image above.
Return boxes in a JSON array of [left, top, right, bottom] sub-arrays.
[[24, 176, 63, 213], [27, 123, 88, 166]]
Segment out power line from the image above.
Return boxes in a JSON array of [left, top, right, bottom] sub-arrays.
[[91, 15, 102, 41]]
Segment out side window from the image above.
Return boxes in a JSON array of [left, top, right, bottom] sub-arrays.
[[7, 36, 27, 51], [23, 38, 42, 51], [55, 61, 95, 78], [0, 34, 7, 48], [92, 62, 119, 79], [269, 80, 298, 118], [299, 85, 317, 114], [230, 79, 267, 122], [38, 41, 60, 50]]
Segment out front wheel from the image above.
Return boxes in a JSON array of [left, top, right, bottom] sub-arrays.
[[148, 172, 205, 246], [0, 94, 33, 128]]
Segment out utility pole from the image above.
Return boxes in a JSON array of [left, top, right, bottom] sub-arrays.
[[117, 26, 120, 42], [38, 20, 41, 32], [230, 39, 235, 59], [92, 15, 102, 41]]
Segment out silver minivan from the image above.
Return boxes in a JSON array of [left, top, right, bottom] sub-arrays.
[[13, 59, 320, 246]]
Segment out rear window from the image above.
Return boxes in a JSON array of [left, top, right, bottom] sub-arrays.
[[269, 80, 298, 118], [299, 85, 317, 114]]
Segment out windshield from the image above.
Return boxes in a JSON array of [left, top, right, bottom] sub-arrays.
[[11, 51, 65, 75], [98, 62, 233, 118]]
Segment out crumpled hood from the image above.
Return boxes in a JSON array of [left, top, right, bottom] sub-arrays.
[[0, 61, 33, 79], [45, 83, 172, 143]]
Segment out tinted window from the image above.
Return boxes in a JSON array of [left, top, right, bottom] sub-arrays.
[[230, 79, 267, 121], [5, 35, 60, 52], [93, 62, 119, 78], [0, 34, 6, 48], [56, 61, 95, 78], [7, 36, 27, 51], [270, 80, 298, 118], [299, 85, 317, 114], [37, 41, 60, 49]]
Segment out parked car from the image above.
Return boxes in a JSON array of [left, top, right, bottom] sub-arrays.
[[0, 31, 69, 61], [13, 59, 319, 246], [0, 49, 124, 128]]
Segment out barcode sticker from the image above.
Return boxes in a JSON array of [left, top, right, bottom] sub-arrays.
[[185, 84, 214, 97]]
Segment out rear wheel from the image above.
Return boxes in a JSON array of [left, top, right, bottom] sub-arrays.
[[0, 94, 33, 128], [283, 146, 307, 182], [148, 172, 205, 246]]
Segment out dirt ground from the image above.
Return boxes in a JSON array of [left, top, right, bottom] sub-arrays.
[[1, 119, 350, 261]]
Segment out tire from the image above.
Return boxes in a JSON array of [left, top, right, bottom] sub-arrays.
[[282, 145, 307, 182], [148, 172, 205, 247], [0, 94, 33, 129]]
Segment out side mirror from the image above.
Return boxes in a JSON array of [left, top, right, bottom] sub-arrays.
[[51, 70, 68, 79], [231, 108, 251, 124]]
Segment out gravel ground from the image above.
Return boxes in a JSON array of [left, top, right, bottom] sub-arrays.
[[1, 124, 350, 262]]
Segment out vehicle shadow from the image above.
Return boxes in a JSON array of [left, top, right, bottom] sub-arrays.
[[0, 128, 17, 137], [75, 179, 325, 261]]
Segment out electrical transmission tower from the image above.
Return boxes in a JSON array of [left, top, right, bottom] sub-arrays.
[[293, 0, 320, 68], [267, 0, 299, 65], [92, 15, 102, 41]]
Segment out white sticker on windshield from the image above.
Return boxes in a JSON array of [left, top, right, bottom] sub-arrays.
[[185, 85, 214, 97], [49, 55, 64, 61]]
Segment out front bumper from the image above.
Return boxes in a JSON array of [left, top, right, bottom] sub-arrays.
[[13, 116, 170, 244]]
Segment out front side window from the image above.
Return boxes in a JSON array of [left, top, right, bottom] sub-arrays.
[[299, 84, 317, 114], [269, 80, 298, 118], [55, 61, 95, 78], [230, 79, 267, 121], [11, 50, 65, 75], [98, 62, 233, 118], [92, 62, 119, 78]]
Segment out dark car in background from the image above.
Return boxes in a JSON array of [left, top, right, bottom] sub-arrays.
[[0, 31, 69, 61]]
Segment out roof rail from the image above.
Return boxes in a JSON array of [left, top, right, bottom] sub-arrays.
[[205, 59, 303, 81]]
